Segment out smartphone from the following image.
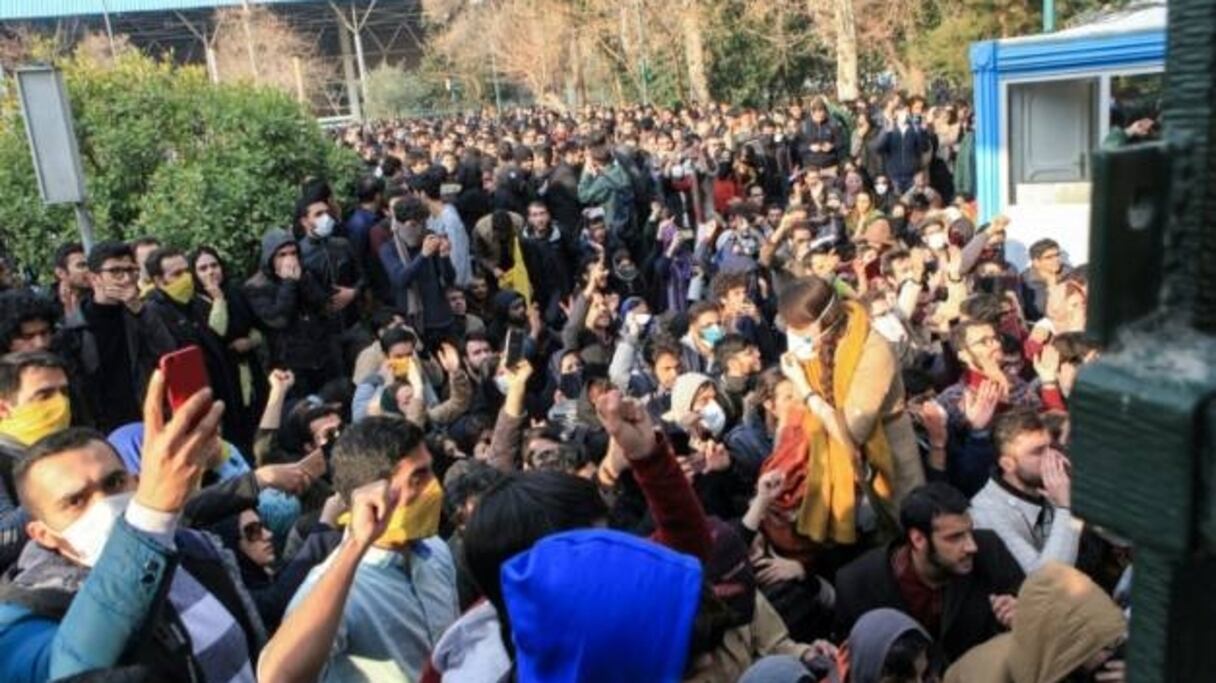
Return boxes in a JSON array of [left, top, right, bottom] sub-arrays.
[[504, 328, 524, 370], [159, 346, 210, 413]]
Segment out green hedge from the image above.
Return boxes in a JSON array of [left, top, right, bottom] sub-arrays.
[[0, 50, 362, 280]]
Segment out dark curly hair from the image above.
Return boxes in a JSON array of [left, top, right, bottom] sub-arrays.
[[0, 290, 56, 354]]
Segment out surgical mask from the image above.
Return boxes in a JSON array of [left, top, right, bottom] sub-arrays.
[[313, 213, 335, 239], [774, 133, 784, 143], [634, 313, 653, 328], [670, 164, 686, 179], [161, 274, 195, 305], [786, 330, 817, 361], [61, 491, 133, 567], [700, 324, 725, 347], [0, 393, 71, 446], [872, 313, 907, 345], [925, 233, 948, 251], [494, 375, 512, 396], [875, 183, 889, 195], [700, 401, 727, 437]]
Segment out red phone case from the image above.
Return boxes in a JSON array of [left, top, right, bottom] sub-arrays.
[[159, 346, 210, 412]]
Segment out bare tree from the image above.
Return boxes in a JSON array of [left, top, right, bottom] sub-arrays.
[[212, 6, 326, 101], [679, 0, 710, 103], [831, 0, 858, 100]]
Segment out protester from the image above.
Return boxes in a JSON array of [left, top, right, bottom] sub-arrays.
[[0, 90, 1141, 683], [969, 409, 1082, 573]]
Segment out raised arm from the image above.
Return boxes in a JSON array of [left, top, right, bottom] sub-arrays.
[[257, 480, 396, 683]]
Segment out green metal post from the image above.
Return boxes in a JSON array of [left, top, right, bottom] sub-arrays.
[[1043, 0, 1054, 32], [1071, 0, 1216, 681]]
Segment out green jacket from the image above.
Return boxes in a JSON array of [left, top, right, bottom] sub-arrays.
[[578, 163, 636, 238]]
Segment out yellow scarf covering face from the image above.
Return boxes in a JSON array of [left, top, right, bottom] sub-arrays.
[[0, 393, 71, 446], [795, 300, 896, 545], [337, 479, 444, 547]]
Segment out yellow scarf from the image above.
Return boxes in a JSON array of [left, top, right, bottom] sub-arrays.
[[498, 236, 532, 304], [795, 301, 896, 545], [337, 479, 443, 546], [0, 393, 71, 446]]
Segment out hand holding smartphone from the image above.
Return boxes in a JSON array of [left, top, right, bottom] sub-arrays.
[[160, 346, 210, 415]]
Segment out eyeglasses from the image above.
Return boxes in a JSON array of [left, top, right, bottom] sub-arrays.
[[99, 266, 139, 279], [241, 521, 268, 542]]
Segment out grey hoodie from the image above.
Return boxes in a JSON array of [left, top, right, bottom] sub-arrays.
[[848, 608, 930, 683]]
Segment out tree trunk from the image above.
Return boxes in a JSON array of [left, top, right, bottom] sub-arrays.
[[833, 0, 859, 101], [680, 0, 710, 103]]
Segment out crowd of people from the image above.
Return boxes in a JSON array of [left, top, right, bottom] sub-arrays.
[[0, 92, 1132, 683]]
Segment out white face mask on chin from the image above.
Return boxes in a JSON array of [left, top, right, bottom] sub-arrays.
[[59, 491, 134, 567]]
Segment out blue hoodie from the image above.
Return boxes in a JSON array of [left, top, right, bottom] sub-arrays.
[[500, 529, 703, 683]]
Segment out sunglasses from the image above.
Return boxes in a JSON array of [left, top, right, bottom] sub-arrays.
[[241, 521, 268, 542]]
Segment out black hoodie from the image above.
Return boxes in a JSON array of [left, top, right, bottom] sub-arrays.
[[243, 229, 339, 375]]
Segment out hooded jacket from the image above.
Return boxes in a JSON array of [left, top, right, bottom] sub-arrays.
[[243, 229, 338, 373], [501, 529, 703, 683], [847, 608, 930, 683], [943, 562, 1126, 683]]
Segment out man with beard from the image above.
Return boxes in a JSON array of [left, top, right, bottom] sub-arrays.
[[50, 243, 90, 322], [935, 319, 1066, 496], [969, 409, 1080, 573], [377, 196, 456, 346], [834, 483, 1023, 670]]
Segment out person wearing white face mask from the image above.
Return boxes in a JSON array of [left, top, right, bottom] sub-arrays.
[[774, 277, 924, 546], [295, 183, 365, 328], [0, 373, 263, 683]]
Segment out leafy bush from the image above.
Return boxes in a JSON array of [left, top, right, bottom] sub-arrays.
[[0, 48, 361, 280]]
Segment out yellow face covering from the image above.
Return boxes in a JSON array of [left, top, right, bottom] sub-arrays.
[[0, 393, 71, 446], [338, 478, 443, 547], [162, 274, 195, 305], [386, 357, 413, 379]]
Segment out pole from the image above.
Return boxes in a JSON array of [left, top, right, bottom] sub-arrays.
[[73, 203, 95, 252], [334, 5, 362, 120], [99, 0, 118, 59], [240, 0, 260, 83], [292, 56, 305, 103], [1043, 0, 1055, 32], [205, 45, 220, 84], [351, 2, 369, 115]]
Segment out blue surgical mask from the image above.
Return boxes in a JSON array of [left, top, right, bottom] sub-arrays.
[[700, 324, 725, 347]]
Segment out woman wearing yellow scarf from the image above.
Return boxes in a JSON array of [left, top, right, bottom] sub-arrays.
[[773, 277, 925, 545]]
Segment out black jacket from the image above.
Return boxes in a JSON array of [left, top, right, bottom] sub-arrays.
[[243, 229, 340, 375], [871, 125, 931, 184], [834, 532, 1024, 666], [546, 162, 584, 232], [143, 291, 246, 440], [798, 119, 845, 170], [298, 234, 363, 330], [55, 299, 177, 433]]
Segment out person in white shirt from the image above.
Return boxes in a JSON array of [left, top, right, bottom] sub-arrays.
[[970, 408, 1082, 573]]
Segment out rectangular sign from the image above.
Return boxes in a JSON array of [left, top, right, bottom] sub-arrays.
[[16, 66, 87, 205]]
